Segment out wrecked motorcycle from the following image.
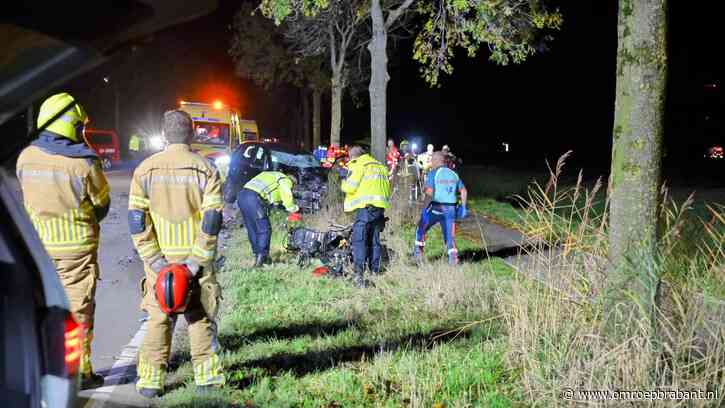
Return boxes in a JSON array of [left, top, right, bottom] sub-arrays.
[[285, 222, 393, 278]]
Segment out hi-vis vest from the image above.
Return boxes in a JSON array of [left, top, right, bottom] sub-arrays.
[[244, 171, 299, 213], [17, 146, 110, 255], [129, 144, 222, 264], [341, 154, 390, 212], [129, 135, 141, 152]]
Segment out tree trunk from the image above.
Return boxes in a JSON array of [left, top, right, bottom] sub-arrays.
[[368, 0, 388, 162], [609, 0, 667, 316], [301, 88, 311, 151], [330, 70, 343, 147], [313, 88, 322, 148]]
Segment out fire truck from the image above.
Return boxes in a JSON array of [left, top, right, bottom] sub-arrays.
[[178, 100, 259, 179], [84, 129, 121, 170]]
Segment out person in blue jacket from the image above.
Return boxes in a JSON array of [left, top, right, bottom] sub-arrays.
[[414, 151, 468, 265]]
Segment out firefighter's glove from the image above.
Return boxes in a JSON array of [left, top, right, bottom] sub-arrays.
[[149, 257, 169, 274], [456, 204, 468, 220], [183, 259, 202, 278]]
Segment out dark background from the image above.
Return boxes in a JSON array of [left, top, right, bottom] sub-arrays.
[[17, 1, 725, 181]]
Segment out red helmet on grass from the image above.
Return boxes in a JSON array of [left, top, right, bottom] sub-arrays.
[[155, 263, 193, 314], [312, 266, 329, 277]]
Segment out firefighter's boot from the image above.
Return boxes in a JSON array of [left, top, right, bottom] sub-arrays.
[[254, 253, 271, 267], [80, 373, 104, 390], [79, 330, 104, 390]]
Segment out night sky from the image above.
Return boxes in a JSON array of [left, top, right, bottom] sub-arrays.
[[62, 1, 724, 176]]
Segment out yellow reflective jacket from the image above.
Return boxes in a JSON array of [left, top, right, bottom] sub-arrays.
[[244, 171, 299, 213], [129, 144, 222, 265], [17, 146, 110, 255], [129, 135, 141, 152], [341, 154, 390, 212]]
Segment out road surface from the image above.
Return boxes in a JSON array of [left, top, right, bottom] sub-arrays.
[[76, 164, 150, 407]]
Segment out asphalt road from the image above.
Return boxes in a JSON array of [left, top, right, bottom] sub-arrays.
[[76, 164, 150, 407], [92, 167, 145, 372]]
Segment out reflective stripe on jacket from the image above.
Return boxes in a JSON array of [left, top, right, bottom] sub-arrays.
[[244, 171, 299, 213], [341, 154, 390, 212], [128, 144, 222, 265], [17, 146, 110, 255]]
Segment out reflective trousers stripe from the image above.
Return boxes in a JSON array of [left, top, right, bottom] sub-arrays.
[[136, 356, 166, 390], [193, 354, 225, 386]]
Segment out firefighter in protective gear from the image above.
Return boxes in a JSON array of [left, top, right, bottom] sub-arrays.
[[414, 152, 467, 265], [17, 92, 110, 390], [129, 110, 225, 398], [238, 171, 300, 266], [341, 146, 390, 288]]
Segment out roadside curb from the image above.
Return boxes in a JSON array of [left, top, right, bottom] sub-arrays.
[[82, 322, 149, 407]]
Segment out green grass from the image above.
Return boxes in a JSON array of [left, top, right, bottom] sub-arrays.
[[156, 164, 725, 407], [467, 198, 524, 230], [158, 210, 519, 407]]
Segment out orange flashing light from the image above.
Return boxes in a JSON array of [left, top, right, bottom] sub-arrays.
[[213, 100, 224, 110]]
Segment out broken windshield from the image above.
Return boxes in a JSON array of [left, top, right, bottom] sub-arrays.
[[270, 149, 320, 168]]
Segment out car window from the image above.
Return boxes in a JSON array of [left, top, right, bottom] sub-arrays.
[[270, 150, 320, 168]]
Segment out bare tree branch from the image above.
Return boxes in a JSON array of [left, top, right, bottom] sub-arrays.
[[385, 0, 416, 29]]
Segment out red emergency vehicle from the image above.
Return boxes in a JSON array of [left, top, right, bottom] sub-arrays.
[[84, 129, 121, 169]]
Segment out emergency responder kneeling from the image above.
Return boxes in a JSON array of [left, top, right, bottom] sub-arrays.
[[128, 110, 225, 398], [414, 151, 468, 265], [17, 93, 110, 390], [341, 146, 391, 288], [238, 171, 302, 267]]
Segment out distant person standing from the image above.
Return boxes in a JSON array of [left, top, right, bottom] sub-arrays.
[[414, 151, 467, 265], [128, 133, 144, 160], [416, 144, 435, 174], [341, 146, 390, 288], [386, 139, 401, 181], [441, 144, 460, 169], [17, 93, 110, 389]]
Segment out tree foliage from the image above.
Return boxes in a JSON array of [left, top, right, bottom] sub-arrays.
[[229, 3, 328, 91], [413, 0, 562, 85], [281, 0, 369, 93], [259, 0, 562, 86]]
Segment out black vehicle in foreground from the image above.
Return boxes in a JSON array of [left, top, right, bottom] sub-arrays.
[[224, 142, 328, 213], [1, 2, 217, 407]]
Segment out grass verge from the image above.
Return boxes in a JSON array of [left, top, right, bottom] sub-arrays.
[[159, 208, 520, 407]]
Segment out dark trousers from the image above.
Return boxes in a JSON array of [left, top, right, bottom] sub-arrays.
[[237, 189, 271, 257], [415, 203, 457, 263], [351, 206, 385, 273]]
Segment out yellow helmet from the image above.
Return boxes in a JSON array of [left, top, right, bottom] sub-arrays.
[[36, 93, 88, 142]]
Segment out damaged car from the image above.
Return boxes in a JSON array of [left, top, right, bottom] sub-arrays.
[[223, 142, 328, 213]]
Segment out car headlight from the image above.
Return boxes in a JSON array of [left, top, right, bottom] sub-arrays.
[[150, 135, 165, 150], [214, 155, 230, 166]]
